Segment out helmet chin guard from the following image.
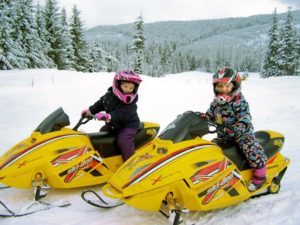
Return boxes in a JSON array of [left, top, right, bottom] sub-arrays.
[[113, 70, 142, 104], [216, 93, 236, 105]]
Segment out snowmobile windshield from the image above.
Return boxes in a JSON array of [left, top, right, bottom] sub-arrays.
[[35, 107, 70, 134], [159, 111, 209, 143]]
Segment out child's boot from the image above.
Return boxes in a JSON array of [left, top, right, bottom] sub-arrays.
[[248, 166, 266, 192]]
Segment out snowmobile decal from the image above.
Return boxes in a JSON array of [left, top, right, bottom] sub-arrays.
[[63, 155, 101, 183], [197, 167, 242, 205], [0, 134, 85, 170], [267, 154, 278, 165], [122, 144, 213, 188], [51, 145, 89, 167], [274, 139, 283, 149], [202, 173, 233, 204], [123, 153, 153, 171], [16, 156, 42, 169], [8, 142, 27, 155], [190, 158, 231, 185], [151, 174, 163, 185]]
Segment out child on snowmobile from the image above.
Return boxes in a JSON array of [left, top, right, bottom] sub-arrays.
[[201, 67, 267, 191], [81, 69, 142, 161]]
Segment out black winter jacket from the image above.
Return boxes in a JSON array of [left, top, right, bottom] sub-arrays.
[[89, 87, 140, 130]]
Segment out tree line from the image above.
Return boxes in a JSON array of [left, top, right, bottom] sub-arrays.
[[1, 1, 299, 76], [0, 0, 198, 76], [261, 8, 300, 77]]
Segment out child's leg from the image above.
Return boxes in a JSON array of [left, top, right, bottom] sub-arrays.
[[237, 135, 267, 169], [117, 128, 138, 161], [237, 135, 267, 191], [252, 166, 266, 185]]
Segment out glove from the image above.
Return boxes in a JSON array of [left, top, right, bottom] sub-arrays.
[[81, 109, 91, 117], [95, 112, 111, 122], [199, 113, 207, 119]]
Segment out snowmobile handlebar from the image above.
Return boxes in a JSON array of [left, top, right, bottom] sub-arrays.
[[73, 115, 95, 131], [195, 111, 234, 133]]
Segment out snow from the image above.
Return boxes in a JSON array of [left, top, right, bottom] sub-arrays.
[[0, 69, 299, 225]]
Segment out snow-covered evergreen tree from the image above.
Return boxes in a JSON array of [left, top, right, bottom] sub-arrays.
[[44, 0, 68, 69], [35, 2, 55, 68], [12, 0, 51, 68], [0, 0, 27, 69], [69, 5, 88, 71], [131, 15, 145, 74], [261, 9, 281, 78], [60, 8, 75, 70], [278, 8, 299, 75], [296, 34, 300, 73], [203, 57, 212, 72], [143, 43, 162, 77], [87, 42, 107, 72]]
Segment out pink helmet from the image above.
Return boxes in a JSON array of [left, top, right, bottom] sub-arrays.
[[113, 70, 142, 104]]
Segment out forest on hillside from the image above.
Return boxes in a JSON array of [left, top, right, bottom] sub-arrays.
[[1, 0, 300, 76], [87, 9, 300, 75]]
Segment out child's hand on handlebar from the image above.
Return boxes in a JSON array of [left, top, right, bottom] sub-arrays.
[[199, 112, 208, 119], [81, 109, 92, 117], [95, 112, 111, 122]]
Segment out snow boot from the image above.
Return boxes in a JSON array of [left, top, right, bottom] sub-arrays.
[[248, 166, 266, 192]]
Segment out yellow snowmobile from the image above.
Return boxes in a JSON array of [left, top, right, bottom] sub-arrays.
[[0, 107, 160, 201], [93, 111, 290, 225]]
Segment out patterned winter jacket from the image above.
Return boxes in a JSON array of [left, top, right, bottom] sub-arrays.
[[88, 87, 140, 130], [206, 93, 254, 142]]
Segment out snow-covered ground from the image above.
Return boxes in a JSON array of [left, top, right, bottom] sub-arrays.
[[0, 69, 299, 225]]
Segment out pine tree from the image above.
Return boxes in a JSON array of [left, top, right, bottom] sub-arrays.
[[35, 2, 55, 67], [60, 8, 74, 70], [203, 58, 212, 72], [0, 0, 27, 69], [295, 34, 300, 74], [87, 42, 107, 72], [261, 9, 281, 78], [44, 0, 68, 69], [278, 8, 299, 75], [12, 0, 51, 68], [131, 15, 145, 74], [69, 5, 88, 71]]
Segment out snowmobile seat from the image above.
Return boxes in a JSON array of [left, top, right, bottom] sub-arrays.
[[220, 142, 249, 171], [88, 132, 119, 158], [255, 131, 284, 159], [88, 122, 158, 158], [221, 131, 284, 171]]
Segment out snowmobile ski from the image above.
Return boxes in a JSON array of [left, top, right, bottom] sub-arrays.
[[0, 199, 70, 217], [0, 184, 10, 189], [81, 190, 124, 209]]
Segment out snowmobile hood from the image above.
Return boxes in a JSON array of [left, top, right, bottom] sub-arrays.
[[0, 127, 87, 188], [104, 111, 215, 197], [0, 133, 41, 171], [0, 130, 81, 171], [105, 137, 215, 198]]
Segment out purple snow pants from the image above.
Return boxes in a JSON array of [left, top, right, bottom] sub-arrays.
[[117, 128, 138, 161]]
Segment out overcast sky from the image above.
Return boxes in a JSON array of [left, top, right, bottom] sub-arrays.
[[37, 0, 300, 28]]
